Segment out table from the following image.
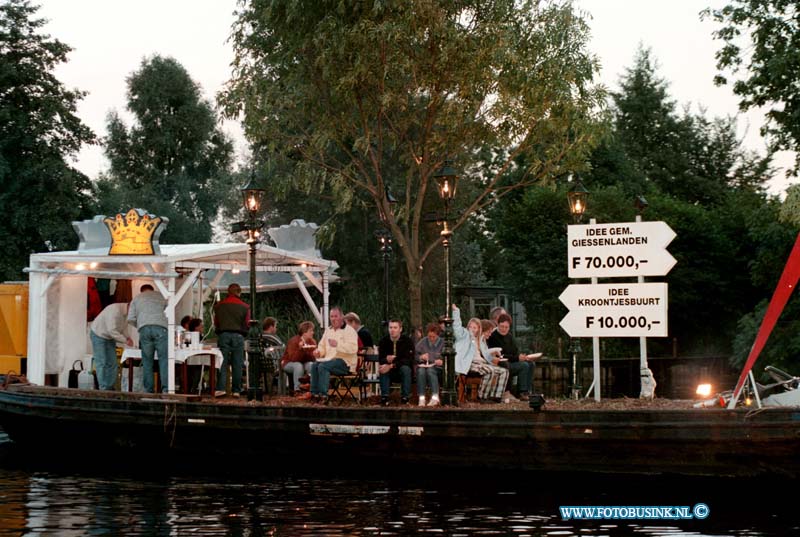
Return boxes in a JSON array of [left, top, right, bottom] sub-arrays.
[[120, 347, 223, 394]]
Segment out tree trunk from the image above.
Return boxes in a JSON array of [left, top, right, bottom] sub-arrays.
[[406, 261, 424, 331]]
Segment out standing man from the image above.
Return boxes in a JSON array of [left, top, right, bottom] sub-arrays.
[[127, 284, 168, 393], [90, 301, 133, 390], [214, 283, 250, 398], [378, 319, 415, 405], [310, 307, 358, 403]]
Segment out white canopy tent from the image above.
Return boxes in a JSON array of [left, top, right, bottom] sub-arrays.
[[24, 241, 337, 393]]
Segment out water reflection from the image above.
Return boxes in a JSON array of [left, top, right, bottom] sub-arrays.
[[0, 431, 796, 536]]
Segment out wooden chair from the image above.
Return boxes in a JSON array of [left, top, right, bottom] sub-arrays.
[[457, 372, 482, 402]]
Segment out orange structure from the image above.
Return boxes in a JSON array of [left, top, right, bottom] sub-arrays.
[[0, 283, 28, 375]]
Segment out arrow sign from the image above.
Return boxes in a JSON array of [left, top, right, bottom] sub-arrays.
[[559, 283, 668, 337], [568, 221, 677, 278]]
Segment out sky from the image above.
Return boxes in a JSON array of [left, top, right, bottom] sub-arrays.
[[37, 0, 797, 196]]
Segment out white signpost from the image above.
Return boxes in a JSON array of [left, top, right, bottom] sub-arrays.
[[568, 221, 676, 278], [559, 283, 668, 338], [561, 218, 677, 402]]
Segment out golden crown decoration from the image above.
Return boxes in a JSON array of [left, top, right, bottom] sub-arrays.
[[103, 208, 168, 255]]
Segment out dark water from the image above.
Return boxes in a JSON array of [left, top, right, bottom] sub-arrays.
[[0, 430, 796, 536]]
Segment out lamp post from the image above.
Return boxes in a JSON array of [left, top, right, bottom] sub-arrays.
[[374, 228, 392, 329], [433, 159, 459, 406], [634, 194, 655, 399], [375, 187, 397, 330], [567, 176, 589, 399], [568, 337, 582, 400], [237, 175, 266, 401]]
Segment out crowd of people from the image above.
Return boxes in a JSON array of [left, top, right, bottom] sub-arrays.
[[89, 283, 539, 404], [275, 302, 538, 406]]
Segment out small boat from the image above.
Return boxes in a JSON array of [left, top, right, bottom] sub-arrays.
[[2, 381, 799, 478]]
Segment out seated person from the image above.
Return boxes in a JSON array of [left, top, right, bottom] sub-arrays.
[[452, 305, 509, 402], [415, 322, 443, 407], [487, 313, 536, 401], [281, 321, 317, 396], [176, 315, 191, 344], [378, 319, 415, 405], [188, 317, 204, 335], [310, 307, 358, 403], [262, 316, 283, 346], [344, 312, 373, 351], [261, 316, 285, 373], [481, 319, 516, 402]]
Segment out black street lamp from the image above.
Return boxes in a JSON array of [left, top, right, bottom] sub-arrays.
[[374, 227, 392, 329], [235, 174, 266, 401], [566, 176, 588, 399], [567, 177, 589, 224], [433, 159, 459, 406], [375, 186, 397, 331]]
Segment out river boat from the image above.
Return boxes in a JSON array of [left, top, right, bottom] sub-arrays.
[[3, 212, 800, 479], [1, 382, 798, 478]]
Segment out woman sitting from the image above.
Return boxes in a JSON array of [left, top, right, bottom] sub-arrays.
[[281, 321, 317, 396], [452, 305, 509, 402], [188, 317, 204, 335], [415, 322, 443, 407]]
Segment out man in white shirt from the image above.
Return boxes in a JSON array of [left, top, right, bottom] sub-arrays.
[[310, 307, 358, 403], [90, 302, 133, 390]]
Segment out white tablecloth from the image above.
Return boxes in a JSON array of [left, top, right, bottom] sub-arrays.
[[120, 347, 224, 367]]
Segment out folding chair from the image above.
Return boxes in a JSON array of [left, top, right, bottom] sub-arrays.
[[329, 371, 360, 404]]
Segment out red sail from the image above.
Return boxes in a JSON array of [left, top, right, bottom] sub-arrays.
[[732, 232, 800, 404]]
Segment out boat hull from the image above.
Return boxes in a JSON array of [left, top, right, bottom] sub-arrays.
[[1, 385, 798, 478]]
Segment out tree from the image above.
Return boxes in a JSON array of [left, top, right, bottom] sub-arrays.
[[0, 0, 96, 279], [609, 47, 769, 204], [221, 0, 606, 327], [97, 55, 234, 243], [489, 50, 784, 359], [704, 1, 800, 170]]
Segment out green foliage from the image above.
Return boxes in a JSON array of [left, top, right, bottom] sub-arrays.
[[732, 298, 800, 377], [704, 1, 800, 170], [97, 55, 235, 243], [609, 47, 770, 204], [490, 185, 569, 353], [221, 0, 606, 325], [489, 48, 798, 366], [779, 184, 800, 227], [492, 182, 797, 360], [0, 0, 96, 279]]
